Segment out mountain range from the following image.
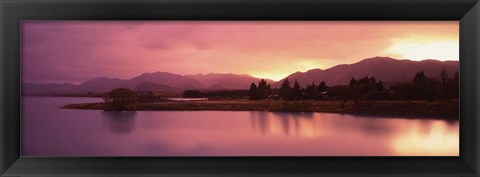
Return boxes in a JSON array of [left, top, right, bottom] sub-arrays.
[[23, 57, 459, 96], [272, 56, 459, 87]]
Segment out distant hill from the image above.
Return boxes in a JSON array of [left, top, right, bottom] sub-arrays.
[[273, 57, 459, 88], [186, 73, 275, 90], [23, 72, 269, 96], [132, 82, 179, 92], [22, 57, 459, 96], [119, 71, 206, 89], [68, 77, 126, 93]]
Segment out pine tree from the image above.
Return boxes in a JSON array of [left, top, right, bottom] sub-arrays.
[[248, 83, 258, 100], [304, 82, 317, 99], [349, 78, 357, 86], [292, 79, 302, 100], [257, 79, 268, 99], [279, 78, 292, 100], [414, 70, 426, 83], [441, 68, 448, 84], [266, 84, 272, 98], [319, 81, 327, 93], [376, 81, 384, 91]]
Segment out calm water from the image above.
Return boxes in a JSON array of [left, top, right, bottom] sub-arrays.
[[22, 97, 459, 156]]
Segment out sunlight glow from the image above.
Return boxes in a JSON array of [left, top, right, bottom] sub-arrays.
[[382, 39, 459, 61], [250, 72, 291, 81], [391, 121, 459, 156], [251, 59, 326, 81], [294, 60, 325, 71]]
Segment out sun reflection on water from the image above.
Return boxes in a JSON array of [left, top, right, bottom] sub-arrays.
[[250, 112, 320, 138], [390, 120, 459, 156]]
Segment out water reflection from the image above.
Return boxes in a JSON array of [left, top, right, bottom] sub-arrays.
[[102, 111, 137, 134], [22, 97, 459, 156], [250, 112, 317, 137], [391, 120, 459, 156]]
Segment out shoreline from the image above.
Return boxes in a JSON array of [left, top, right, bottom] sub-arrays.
[[62, 99, 459, 120]]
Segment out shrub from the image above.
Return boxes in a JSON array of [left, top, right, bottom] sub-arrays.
[[104, 88, 138, 111]]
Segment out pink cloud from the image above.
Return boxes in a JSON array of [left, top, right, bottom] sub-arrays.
[[21, 21, 458, 84]]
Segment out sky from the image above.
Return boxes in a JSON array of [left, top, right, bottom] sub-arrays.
[[22, 21, 459, 84]]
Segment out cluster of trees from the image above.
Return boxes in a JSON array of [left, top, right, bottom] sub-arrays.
[[248, 78, 327, 101], [277, 79, 327, 100], [247, 69, 459, 102], [248, 79, 272, 100], [328, 76, 386, 101], [390, 69, 459, 100], [103, 88, 138, 111]]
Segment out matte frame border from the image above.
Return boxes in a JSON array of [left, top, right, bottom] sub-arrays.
[[0, 0, 479, 176]]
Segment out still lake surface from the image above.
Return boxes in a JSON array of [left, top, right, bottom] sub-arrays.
[[22, 97, 459, 156]]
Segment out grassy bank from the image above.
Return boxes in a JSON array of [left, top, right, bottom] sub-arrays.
[[62, 99, 458, 119]]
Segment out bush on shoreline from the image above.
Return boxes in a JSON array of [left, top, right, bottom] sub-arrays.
[[103, 88, 138, 111]]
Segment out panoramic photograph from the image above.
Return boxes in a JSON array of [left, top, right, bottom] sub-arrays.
[[21, 21, 459, 156]]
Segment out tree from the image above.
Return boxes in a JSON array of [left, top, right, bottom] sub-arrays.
[[304, 82, 317, 99], [248, 83, 258, 100], [292, 79, 302, 100], [266, 84, 272, 98], [318, 81, 327, 93], [104, 88, 138, 111], [349, 78, 357, 86], [414, 70, 427, 83], [257, 79, 268, 99], [376, 81, 385, 91], [183, 90, 202, 98], [441, 68, 448, 84], [279, 78, 292, 100]]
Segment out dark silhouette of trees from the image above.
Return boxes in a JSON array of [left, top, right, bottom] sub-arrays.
[[248, 79, 272, 100], [266, 84, 272, 98], [304, 82, 317, 100], [244, 70, 458, 102], [415, 72, 439, 101], [441, 69, 448, 84], [327, 85, 349, 101], [138, 91, 157, 102], [319, 81, 327, 93], [183, 90, 202, 98], [414, 70, 427, 83], [349, 78, 357, 86], [390, 70, 459, 101], [376, 81, 385, 91], [292, 79, 302, 100], [104, 88, 138, 111], [279, 78, 292, 100], [248, 83, 258, 100], [442, 70, 459, 99], [257, 79, 270, 99], [342, 76, 386, 101]]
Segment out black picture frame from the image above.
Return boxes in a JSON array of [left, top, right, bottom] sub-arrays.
[[1, 0, 479, 176]]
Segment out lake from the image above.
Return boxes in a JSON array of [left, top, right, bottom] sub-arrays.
[[22, 97, 459, 156]]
